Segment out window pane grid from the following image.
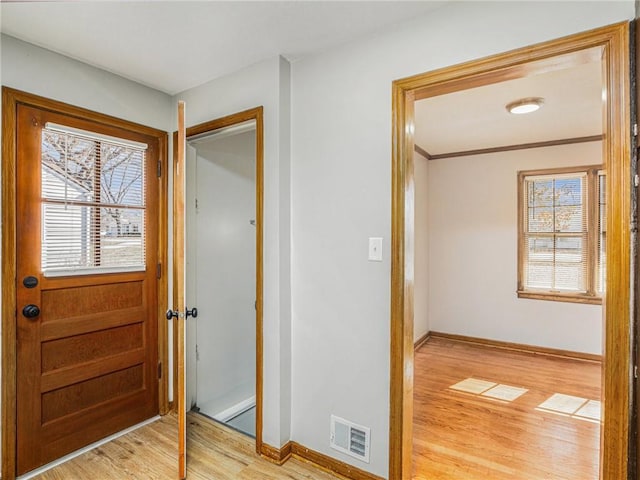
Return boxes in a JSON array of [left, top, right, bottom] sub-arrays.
[[524, 234, 588, 292], [521, 171, 597, 296], [41, 127, 147, 276]]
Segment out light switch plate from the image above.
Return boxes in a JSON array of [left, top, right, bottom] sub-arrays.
[[368, 237, 383, 261]]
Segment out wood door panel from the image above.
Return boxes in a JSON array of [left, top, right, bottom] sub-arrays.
[[42, 364, 144, 423], [15, 103, 159, 475], [42, 323, 143, 372], [41, 349, 145, 392], [40, 393, 155, 466], [41, 307, 145, 340], [41, 281, 144, 321], [41, 385, 152, 441]]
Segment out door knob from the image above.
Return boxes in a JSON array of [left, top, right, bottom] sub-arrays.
[[22, 304, 40, 319], [166, 308, 197, 320]]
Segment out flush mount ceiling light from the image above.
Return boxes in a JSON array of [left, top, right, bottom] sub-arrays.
[[506, 97, 545, 114]]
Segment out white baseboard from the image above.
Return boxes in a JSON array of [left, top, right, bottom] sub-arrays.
[[213, 395, 256, 422], [17, 415, 161, 480]]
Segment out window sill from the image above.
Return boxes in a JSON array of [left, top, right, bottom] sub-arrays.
[[517, 290, 602, 305]]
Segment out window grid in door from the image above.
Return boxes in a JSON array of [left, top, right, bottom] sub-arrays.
[[41, 125, 147, 276]]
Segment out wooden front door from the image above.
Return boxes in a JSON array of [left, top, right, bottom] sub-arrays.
[[15, 103, 160, 474]]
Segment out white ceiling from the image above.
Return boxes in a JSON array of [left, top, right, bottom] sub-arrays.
[[2, 2, 603, 151], [0, 1, 447, 95], [414, 57, 603, 156]]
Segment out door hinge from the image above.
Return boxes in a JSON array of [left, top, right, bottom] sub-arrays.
[[157, 160, 162, 177], [157, 263, 162, 279], [196, 344, 200, 361], [634, 365, 638, 379], [158, 362, 162, 379]]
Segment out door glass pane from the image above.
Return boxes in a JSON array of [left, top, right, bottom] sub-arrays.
[[41, 126, 147, 276]]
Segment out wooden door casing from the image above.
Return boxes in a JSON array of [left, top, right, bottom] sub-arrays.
[[175, 100, 187, 480], [15, 103, 160, 475]]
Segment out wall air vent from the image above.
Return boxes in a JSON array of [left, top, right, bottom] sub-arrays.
[[330, 415, 370, 463]]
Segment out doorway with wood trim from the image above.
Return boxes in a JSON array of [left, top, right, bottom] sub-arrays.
[[172, 107, 264, 476], [389, 22, 631, 480], [1, 88, 169, 480]]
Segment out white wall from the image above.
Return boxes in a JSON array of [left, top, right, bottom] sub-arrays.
[[414, 151, 430, 342], [192, 131, 257, 414], [1, 35, 171, 131], [290, 2, 632, 477], [172, 55, 292, 447], [427, 143, 602, 354]]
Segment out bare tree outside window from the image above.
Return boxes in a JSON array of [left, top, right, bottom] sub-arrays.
[[41, 129, 146, 274]]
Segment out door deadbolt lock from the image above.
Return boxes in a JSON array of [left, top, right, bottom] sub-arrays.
[[23, 276, 38, 289]]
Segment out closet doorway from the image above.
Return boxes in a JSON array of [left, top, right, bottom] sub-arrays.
[[178, 107, 264, 449]]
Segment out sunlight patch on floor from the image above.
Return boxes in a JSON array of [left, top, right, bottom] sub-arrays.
[[481, 384, 528, 402], [536, 394, 601, 422], [449, 378, 497, 394], [449, 378, 528, 403]]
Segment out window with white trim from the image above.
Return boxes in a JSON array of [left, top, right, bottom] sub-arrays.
[[517, 165, 604, 304], [41, 123, 147, 276]]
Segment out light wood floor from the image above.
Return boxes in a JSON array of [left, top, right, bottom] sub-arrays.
[[33, 412, 341, 480], [413, 337, 602, 480]]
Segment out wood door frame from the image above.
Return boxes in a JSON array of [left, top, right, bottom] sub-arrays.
[[1, 87, 169, 480], [171, 106, 265, 454], [390, 22, 631, 479]]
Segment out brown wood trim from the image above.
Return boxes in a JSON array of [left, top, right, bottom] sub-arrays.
[[260, 441, 292, 465], [183, 107, 262, 138], [601, 22, 632, 479], [157, 128, 169, 415], [413, 144, 431, 160], [176, 100, 187, 480], [1, 87, 168, 480], [429, 331, 602, 362], [2, 87, 19, 480], [390, 22, 630, 480], [429, 135, 603, 160], [290, 442, 384, 480], [254, 108, 265, 457], [390, 79, 415, 480], [172, 106, 265, 455], [517, 290, 602, 305], [414, 332, 430, 350], [410, 37, 603, 101]]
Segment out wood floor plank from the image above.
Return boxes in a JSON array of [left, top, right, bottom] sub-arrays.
[[413, 337, 601, 480], [32, 413, 342, 480]]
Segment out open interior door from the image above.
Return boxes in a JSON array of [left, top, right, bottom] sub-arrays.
[[172, 100, 187, 479]]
